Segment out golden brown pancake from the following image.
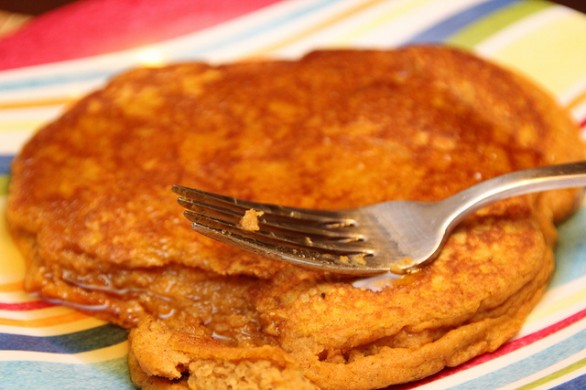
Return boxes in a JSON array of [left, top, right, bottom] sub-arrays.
[[6, 46, 585, 389]]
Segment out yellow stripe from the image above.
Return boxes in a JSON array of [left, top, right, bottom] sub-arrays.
[[490, 11, 586, 96], [0, 311, 90, 327], [0, 97, 72, 110], [0, 121, 45, 132]]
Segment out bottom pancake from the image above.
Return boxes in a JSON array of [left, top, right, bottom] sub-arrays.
[[6, 46, 585, 389], [127, 197, 556, 389]]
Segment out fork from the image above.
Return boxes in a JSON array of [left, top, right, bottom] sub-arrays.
[[172, 161, 586, 275]]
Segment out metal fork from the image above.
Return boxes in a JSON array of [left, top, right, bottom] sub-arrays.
[[173, 161, 586, 275]]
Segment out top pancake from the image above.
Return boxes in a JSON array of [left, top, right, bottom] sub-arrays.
[[6, 46, 584, 389]]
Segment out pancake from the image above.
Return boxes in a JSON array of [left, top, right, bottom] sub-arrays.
[[6, 46, 584, 389]]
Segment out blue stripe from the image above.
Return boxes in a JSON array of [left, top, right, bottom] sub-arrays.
[[0, 358, 132, 390], [0, 324, 127, 354], [0, 0, 341, 93], [454, 327, 586, 389], [0, 154, 14, 175], [552, 208, 586, 287], [406, 0, 519, 44], [552, 373, 586, 389], [0, 69, 116, 93]]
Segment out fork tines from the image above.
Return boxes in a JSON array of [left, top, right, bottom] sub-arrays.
[[172, 185, 374, 265]]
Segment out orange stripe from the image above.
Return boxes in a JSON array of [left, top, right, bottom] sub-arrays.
[[565, 89, 586, 112], [0, 280, 24, 292], [0, 310, 89, 327], [0, 96, 73, 110], [249, 0, 387, 57]]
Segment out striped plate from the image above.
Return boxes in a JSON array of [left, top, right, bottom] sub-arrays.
[[1, 1, 585, 389]]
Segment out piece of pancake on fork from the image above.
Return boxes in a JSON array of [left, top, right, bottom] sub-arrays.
[[6, 45, 585, 389]]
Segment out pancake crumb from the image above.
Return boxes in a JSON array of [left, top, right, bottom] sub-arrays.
[[239, 209, 264, 231]]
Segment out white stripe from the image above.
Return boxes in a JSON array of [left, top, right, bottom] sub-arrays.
[[0, 131, 35, 154], [0, 81, 98, 106], [558, 75, 586, 106], [0, 291, 39, 303], [0, 341, 128, 363], [0, 106, 61, 122]]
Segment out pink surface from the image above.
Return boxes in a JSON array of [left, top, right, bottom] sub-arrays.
[[0, 0, 280, 70]]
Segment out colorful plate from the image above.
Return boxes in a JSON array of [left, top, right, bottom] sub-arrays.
[[1, 1, 585, 388]]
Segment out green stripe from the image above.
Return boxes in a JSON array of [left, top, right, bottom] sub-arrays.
[[447, 0, 553, 49], [0, 176, 8, 197], [517, 356, 586, 390]]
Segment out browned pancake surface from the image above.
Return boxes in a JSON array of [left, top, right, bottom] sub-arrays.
[[6, 46, 584, 389]]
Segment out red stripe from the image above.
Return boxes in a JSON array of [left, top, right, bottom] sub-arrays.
[[398, 306, 586, 388], [0, 0, 282, 70], [0, 300, 56, 311]]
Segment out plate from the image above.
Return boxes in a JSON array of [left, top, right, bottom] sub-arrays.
[[1, 0, 585, 388]]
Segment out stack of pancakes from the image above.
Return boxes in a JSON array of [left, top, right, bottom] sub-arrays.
[[6, 46, 584, 389]]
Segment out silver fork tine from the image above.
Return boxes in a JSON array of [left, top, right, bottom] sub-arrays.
[[183, 209, 375, 273], [177, 197, 242, 225], [177, 197, 364, 241], [173, 185, 361, 239], [173, 185, 354, 224], [177, 198, 354, 242], [175, 189, 373, 253], [183, 209, 372, 254]]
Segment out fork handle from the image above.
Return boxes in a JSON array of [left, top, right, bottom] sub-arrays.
[[443, 161, 586, 225]]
